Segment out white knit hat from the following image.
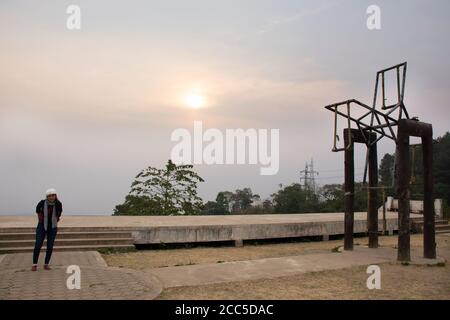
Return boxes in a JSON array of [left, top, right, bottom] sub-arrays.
[[46, 188, 57, 196]]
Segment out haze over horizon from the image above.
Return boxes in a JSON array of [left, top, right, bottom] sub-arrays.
[[1, 0, 449, 215]]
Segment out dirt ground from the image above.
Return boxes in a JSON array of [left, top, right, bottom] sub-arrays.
[[103, 239, 345, 269], [102, 234, 449, 269], [103, 234, 450, 300], [156, 262, 450, 300]]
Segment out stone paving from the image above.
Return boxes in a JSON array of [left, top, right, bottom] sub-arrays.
[[0, 251, 107, 270], [0, 251, 162, 300]]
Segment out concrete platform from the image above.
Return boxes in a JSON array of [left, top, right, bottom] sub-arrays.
[[0, 212, 421, 246]]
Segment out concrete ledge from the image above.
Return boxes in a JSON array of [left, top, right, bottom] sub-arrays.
[[133, 214, 401, 245], [0, 212, 414, 246]]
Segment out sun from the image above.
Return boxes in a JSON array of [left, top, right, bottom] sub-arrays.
[[184, 93, 206, 109]]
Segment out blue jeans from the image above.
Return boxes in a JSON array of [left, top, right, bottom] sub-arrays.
[[32, 222, 58, 265]]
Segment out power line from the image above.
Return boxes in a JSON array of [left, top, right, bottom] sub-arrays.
[[315, 172, 365, 181], [318, 167, 365, 173]]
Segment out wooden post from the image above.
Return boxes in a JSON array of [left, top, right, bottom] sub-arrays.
[[382, 187, 387, 235], [396, 121, 411, 262], [396, 119, 435, 261], [368, 136, 379, 248], [422, 133, 436, 259], [344, 128, 354, 251]]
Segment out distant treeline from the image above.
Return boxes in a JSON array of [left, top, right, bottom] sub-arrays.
[[114, 132, 450, 216]]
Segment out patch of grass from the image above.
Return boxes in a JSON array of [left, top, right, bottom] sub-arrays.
[[421, 260, 447, 268], [158, 241, 168, 249], [174, 261, 196, 267], [331, 245, 342, 252], [135, 241, 233, 250], [245, 235, 332, 246], [97, 247, 137, 255], [89, 283, 105, 288]]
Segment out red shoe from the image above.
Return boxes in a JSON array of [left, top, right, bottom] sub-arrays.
[[31, 265, 37, 272], [44, 265, 51, 270]]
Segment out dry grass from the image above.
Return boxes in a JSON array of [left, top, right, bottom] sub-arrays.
[[103, 234, 449, 269], [103, 234, 450, 300], [103, 239, 345, 269], [156, 262, 450, 300]]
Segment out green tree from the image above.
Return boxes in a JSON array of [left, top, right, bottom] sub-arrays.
[[262, 199, 274, 213], [202, 201, 226, 215], [231, 188, 255, 213], [318, 182, 372, 213], [205, 189, 270, 215], [114, 159, 204, 215], [379, 153, 395, 190], [216, 191, 233, 214], [272, 183, 319, 213], [408, 132, 450, 205], [434, 132, 450, 209], [319, 184, 344, 212], [378, 132, 450, 209], [113, 195, 162, 215]]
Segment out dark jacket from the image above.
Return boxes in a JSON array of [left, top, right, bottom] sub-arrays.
[[36, 199, 63, 223]]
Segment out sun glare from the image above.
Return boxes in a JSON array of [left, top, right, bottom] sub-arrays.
[[185, 93, 206, 109]]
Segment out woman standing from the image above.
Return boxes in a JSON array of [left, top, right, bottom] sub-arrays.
[[31, 188, 63, 271]]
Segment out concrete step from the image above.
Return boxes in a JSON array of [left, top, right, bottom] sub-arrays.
[[0, 231, 132, 241], [411, 219, 448, 226], [0, 227, 135, 233], [0, 244, 135, 254], [436, 225, 450, 231], [0, 237, 134, 248], [0, 227, 135, 253], [411, 220, 450, 234]]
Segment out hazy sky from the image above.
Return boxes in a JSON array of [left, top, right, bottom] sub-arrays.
[[1, 0, 449, 214]]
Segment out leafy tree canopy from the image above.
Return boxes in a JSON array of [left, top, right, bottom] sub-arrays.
[[114, 159, 204, 215]]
